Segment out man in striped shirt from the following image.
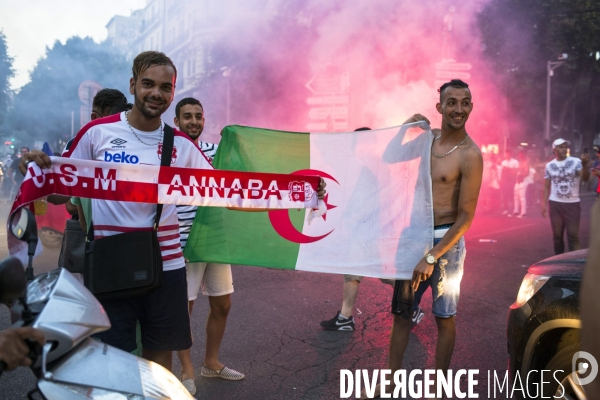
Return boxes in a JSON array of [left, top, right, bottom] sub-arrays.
[[174, 98, 244, 395]]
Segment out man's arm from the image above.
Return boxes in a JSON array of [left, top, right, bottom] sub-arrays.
[[541, 178, 551, 218], [579, 153, 590, 182], [76, 204, 86, 232], [48, 195, 70, 205], [65, 199, 78, 216], [411, 146, 483, 290], [382, 115, 433, 165]]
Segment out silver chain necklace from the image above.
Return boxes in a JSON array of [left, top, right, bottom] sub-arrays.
[[432, 134, 469, 158], [125, 111, 163, 146]]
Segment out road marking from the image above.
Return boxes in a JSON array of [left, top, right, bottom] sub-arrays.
[[467, 222, 539, 240]]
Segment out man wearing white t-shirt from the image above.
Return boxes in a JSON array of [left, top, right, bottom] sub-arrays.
[[542, 138, 590, 254], [20, 51, 213, 372]]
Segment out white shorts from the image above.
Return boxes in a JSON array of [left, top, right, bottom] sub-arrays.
[[186, 262, 234, 300]]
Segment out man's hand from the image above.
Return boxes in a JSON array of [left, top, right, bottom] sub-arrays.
[[0, 327, 45, 371], [542, 204, 548, 218], [403, 114, 431, 126], [18, 150, 51, 176], [581, 152, 589, 165], [411, 258, 434, 291], [317, 178, 327, 200]]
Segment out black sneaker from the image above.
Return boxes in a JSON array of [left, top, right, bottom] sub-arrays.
[[411, 307, 424, 329], [320, 311, 355, 331]]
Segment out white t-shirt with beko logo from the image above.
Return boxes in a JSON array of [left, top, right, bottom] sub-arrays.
[[62, 112, 214, 271], [544, 156, 583, 203]]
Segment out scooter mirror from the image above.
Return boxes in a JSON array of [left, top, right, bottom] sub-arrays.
[[10, 207, 37, 242], [0, 256, 27, 305]]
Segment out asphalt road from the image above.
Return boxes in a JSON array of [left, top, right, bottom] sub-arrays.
[[0, 193, 595, 399]]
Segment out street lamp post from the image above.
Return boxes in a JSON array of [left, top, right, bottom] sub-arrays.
[[545, 54, 568, 141], [221, 67, 233, 126]]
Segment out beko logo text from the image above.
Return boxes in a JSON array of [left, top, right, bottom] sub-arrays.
[[104, 151, 139, 164]]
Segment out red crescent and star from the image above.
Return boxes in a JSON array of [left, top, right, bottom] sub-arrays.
[[267, 169, 338, 244]]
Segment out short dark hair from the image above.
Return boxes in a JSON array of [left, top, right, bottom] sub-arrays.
[[175, 97, 203, 119], [110, 102, 133, 115], [20, 147, 29, 152], [93, 89, 128, 117], [354, 127, 371, 131], [132, 51, 177, 82], [438, 79, 470, 102]]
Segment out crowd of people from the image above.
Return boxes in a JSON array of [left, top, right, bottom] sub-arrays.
[[0, 48, 599, 399], [479, 146, 600, 219]]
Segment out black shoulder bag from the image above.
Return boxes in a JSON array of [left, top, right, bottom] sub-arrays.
[[83, 124, 175, 300], [58, 216, 86, 274]]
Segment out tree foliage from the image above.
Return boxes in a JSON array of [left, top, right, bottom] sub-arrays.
[[478, 0, 600, 148], [0, 30, 14, 128], [7, 37, 131, 149]]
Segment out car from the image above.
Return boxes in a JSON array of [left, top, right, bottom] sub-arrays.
[[507, 249, 588, 400]]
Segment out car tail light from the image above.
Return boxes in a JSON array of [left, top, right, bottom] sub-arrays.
[[510, 273, 550, 309]]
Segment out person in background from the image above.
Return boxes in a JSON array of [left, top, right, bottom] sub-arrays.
[[541, 138, 589, 254], [70, 90, 132, 231], [320, 128, 396, 332], [480, 152, 499, 213], [7, 147, 29, 198], [592, 148, 600, 199], [500, 149, 518, 215], [512, 151, 531, 218], [90, 88, 129, 121]]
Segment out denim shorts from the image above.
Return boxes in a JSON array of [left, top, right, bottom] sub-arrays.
[[413, 236, 466, 317]]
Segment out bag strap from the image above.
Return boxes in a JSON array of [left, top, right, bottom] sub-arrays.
[[155, 124, 175, 230], [87, 122, 175, 240]]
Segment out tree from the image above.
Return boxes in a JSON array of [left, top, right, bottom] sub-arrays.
[[7, 37, 131, 150], [0, 30, 14, 128], [478, 0, 600, 150]]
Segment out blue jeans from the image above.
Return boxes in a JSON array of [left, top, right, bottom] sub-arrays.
[[412, 236, 466, 318]]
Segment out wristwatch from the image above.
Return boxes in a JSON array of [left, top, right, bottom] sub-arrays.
[[425, 253, 436, 265]]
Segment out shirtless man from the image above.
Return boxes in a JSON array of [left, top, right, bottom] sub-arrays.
[[388, 79, 482, 389]]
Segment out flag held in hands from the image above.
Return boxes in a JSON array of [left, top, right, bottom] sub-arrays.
[[184, 123, 434, 280]]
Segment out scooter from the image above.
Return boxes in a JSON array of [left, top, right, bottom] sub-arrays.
[[1, 207, 194, 399]]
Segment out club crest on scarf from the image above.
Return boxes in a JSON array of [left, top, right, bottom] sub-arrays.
[[288, 181, 315, 202], [157, 144, 177, 164]]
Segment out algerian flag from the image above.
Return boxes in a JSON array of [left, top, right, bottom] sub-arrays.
[[184, 122, 434, 279]]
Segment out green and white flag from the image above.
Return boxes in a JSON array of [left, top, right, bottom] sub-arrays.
[[184, 122, 434, 279]]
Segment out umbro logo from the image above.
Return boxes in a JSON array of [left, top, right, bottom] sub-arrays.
[[110, 138, 127, 148]]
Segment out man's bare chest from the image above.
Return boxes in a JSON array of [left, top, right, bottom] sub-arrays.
[[431, 156, 461, 186]]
